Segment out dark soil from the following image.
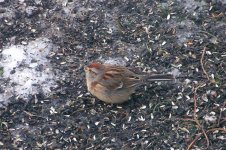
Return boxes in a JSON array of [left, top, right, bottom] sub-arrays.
[[0, 0, 226, 149]]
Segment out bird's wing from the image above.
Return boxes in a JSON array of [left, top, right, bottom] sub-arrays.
[[97, 66, 142, 90]]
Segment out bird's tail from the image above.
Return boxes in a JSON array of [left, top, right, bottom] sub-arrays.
[[145, 74, 174, 81]]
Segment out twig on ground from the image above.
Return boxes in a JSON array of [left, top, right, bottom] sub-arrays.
[[194, 119, 210, 149], [186, 127, 226, 150], [184, 97, 226, 150], [217, 100, 226, 126], [193, 92, 197, 118], [211, 12, 224, 18], [194, 90, 209, 147], [186, 133, 202, 150], [200, 47, 210, 81], [186, 87, 210, 150], [207, 128, 226, 134]]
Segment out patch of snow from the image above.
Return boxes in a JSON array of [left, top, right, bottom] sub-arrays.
[[102, 57, 127, 66], [0, 38, 57, 106]]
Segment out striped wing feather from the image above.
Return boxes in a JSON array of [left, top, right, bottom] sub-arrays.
[[98, 65, 141, 90]]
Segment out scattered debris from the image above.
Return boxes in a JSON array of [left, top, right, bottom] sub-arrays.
[[0, 0, 225, 149]]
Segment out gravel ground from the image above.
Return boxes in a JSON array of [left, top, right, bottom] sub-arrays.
[[0, 0, 226, 149]]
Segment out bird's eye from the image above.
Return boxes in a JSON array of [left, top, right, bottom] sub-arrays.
[[89, 69, 97, 75]]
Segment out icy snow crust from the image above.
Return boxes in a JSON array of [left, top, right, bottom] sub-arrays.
[[0, 38, 56, 106]]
